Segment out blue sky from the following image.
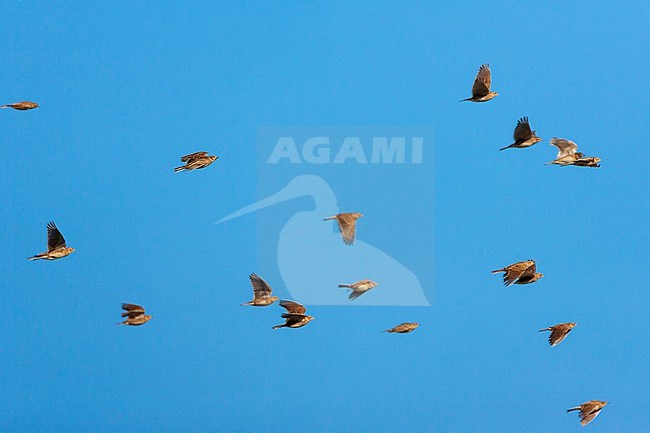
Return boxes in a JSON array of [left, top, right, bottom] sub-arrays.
[[1, 2, 649, 432]]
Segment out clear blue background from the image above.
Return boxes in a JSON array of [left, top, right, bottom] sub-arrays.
[[1, 2, 648, 432]]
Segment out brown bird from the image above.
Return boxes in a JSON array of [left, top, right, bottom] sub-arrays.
[[28, 221, 75, 261], [539, 322, 577, 346], [383, 322, 419, 333], [323, 212, 363, 245], [116, 303, 152, 326], [491, 260, 543, 286], [572, 156, 602, 168], [567, 400, 608, 426], [547, 138, 600, 167], [241, 273, 279, 306], [500, 117, 543, 151], [460, 63, 499, 102], [1, 101, 38, 110], [273, 300, 314, 330], [174, 151, 218, 172], [338, 279, 378, 301]]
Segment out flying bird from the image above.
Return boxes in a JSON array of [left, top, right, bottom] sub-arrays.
[[572, 156, 602, 168], [500, 117, 542, 151], [383, 322, 419, 333], [174, 151, 218, 172], [116, 303, 152, 326], [241, 273, 280, 306], [567, 400, 608, 426], [273, 300, 314, 330], [460, 63, 498, 102], [547, 138, 600, 167], [338, 279, 378, 301], [323, 212, 363, 245], [28, 221, 75, 261], [539, 322, 577, 346], [1, 101, 38, 110], [492, 260, 543, 286]]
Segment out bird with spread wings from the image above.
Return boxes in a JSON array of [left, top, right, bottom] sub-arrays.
[[492, 260, 543, 286], [460, 63, 499, 102], [323, 212, 363, 245], [174, 151, 218, 172], [272, 300, 314, 330], [28, 221, 75, 261]]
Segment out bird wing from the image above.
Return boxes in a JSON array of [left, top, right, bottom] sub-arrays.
[[249, 273, 273, 299], [337, 213, 359, 245], [548, 325, 571, 346], [502, 261, 534, 286], [181, 151, 208, 162], [550, 138, 579, 159], [279, 300, 306, 314], [579, 403, 603, 426], [471, 64, 491, 97], [513, 117, 533, 142], [122, 303, 145, 313], [46, 221, 67, 251]]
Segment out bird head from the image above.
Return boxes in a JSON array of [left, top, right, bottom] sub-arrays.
[[270, 296, 279, 303], [533, 136, 543, 144], [145, 315, 153, 321], [352, 212, 364, 219], [210, 156, 218, 162], [306, 315, 315, 322], [536, 273, 544, 280], [67, 247, 76, 254], [490, 92, 499, 98]]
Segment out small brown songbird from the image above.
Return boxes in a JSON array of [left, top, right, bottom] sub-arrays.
[[323, 212, 363, 245], [28, 221, 75, 261], [1, 101, 38, 110], [174, 151, 218, 172], [567, 400, 608, 426], [273, 300, 314, 330], [460, 63, 498, 102], [338, 279, 378, 301], [547, 138, 601, 167], [539, 322, 577, 346], [383, 322, 419, 333], [116, 303, 152, 326], [241, 273, 279, 306], [492, 260, 543, 286], [500, 117, 543, 151]]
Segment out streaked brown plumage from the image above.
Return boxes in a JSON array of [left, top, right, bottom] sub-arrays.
[[460, 63, 498, 102], [1, 101, 38, 110], [547, 138, 600, 167], [500, 117, 543, 151], [174, 151, 218, 172], [338, 279, 378, 301], [28, 221, 75, 261], [491, 260, 543, 286], [116, 303, 152, 326], [241, 273, 279, 306], [273, 300, 314, 330], [323, 212, 363, 245], [383, 322, 419, 333], [572, 156, 602, 167], [539, 322, 576, 346], [567, 400, 608, 426]]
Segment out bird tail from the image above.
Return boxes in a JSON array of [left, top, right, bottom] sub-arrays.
[[499, 144, 514, 151], [323, 216, 336, 221], [381, 329, 392, 333], [115, 322, 125, 326], [338, 284, 352, 288], [539, 327, 551, 332], [566, 406, 580, 412], [491, 268, 505, 274], [459, 98, 471, 102], [174, 165, 186, 173], [0, 105, 9, 109], [240, 302, 252, 306], [272, 324, 285, 330], [27, 254, 44, 261]]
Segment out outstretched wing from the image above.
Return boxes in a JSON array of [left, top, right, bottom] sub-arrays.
[[471, 63, 491, 98], [550, 138, 579, 159], [181, 151, 208, 162], [548, 324, 571, 346], [249, 273, 273, 299], [46, 221, 67, 251], [513, 117, 533, 142], [279, 300, 306, 314], [502, 260, 534, 286], [579, 403, 603, 426], [121, 303, 146, 318], [337, 213, 359, 245]]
